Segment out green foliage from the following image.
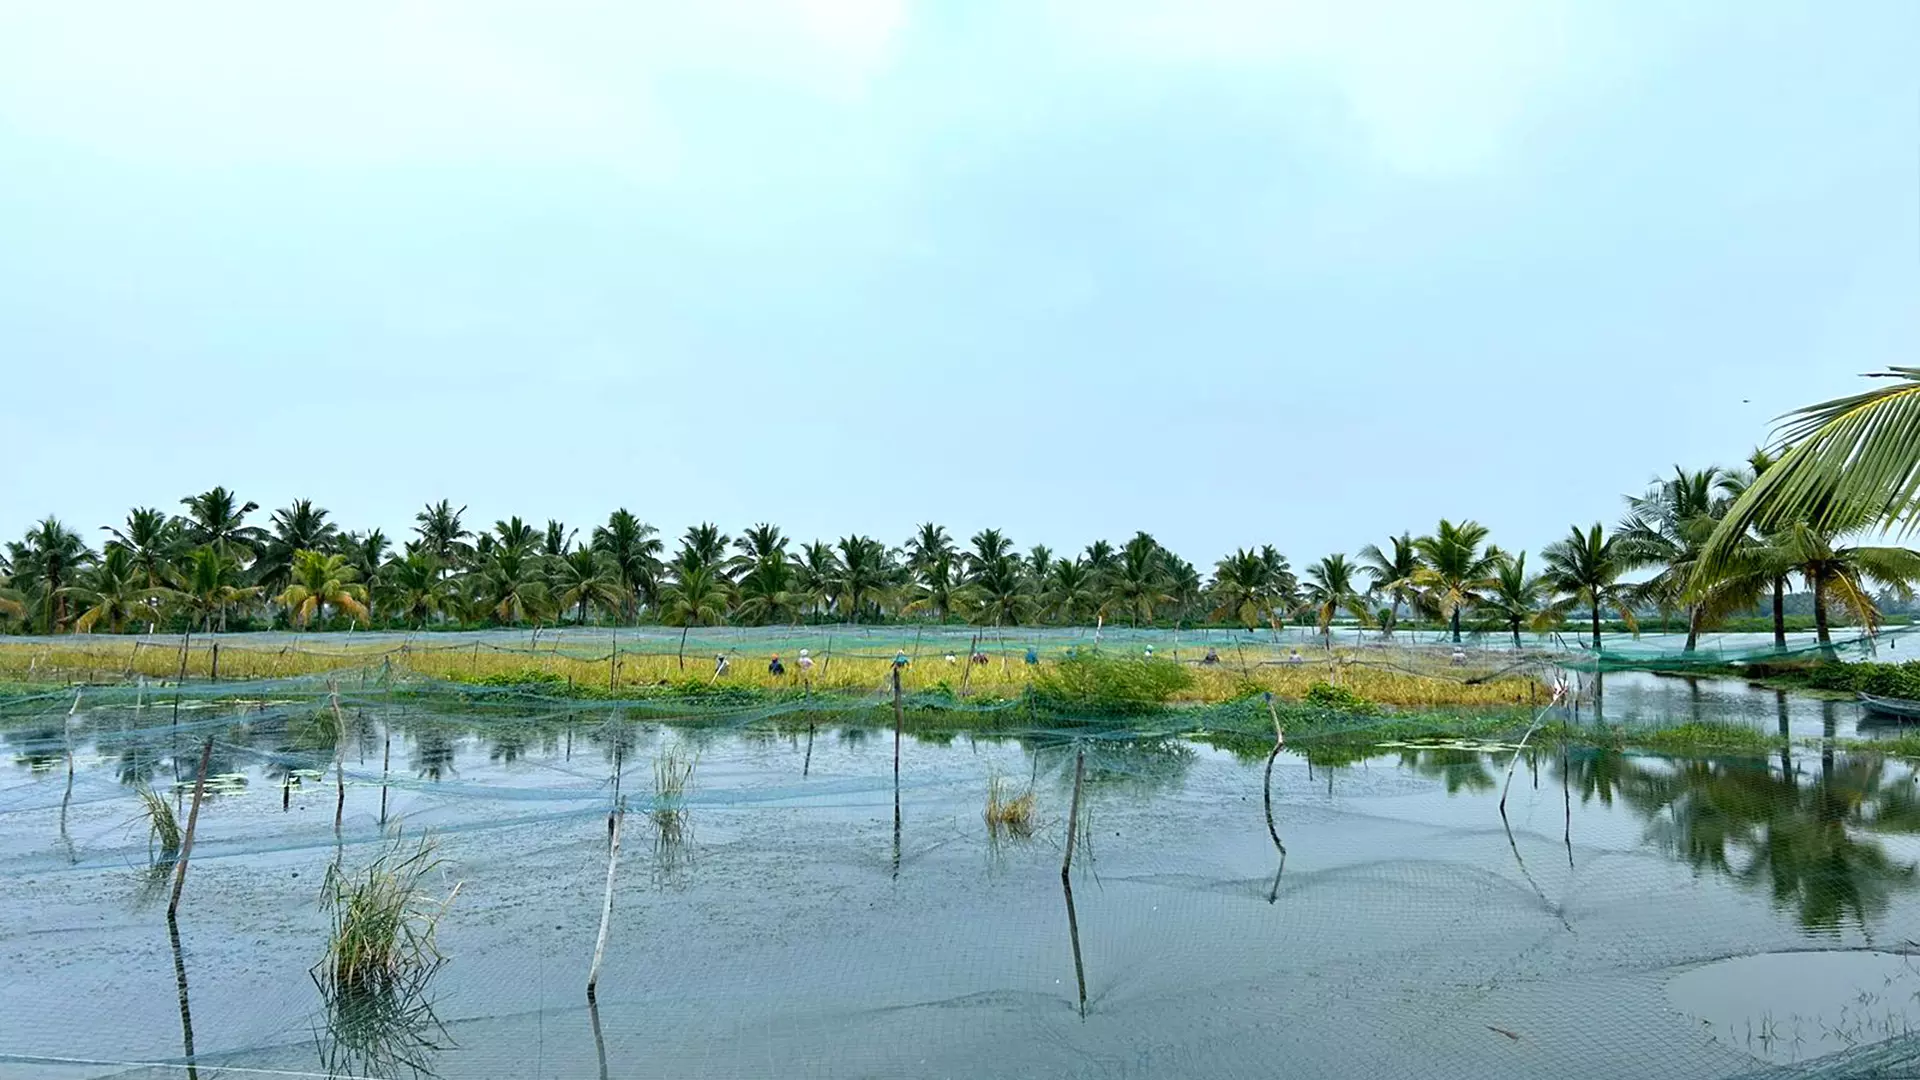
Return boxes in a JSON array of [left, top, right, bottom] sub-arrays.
[[1303, 681, 1377, 714], [1797, 660, 1920, 699], [1029, 650, 1192, 714], [471, 669, 567, 689]]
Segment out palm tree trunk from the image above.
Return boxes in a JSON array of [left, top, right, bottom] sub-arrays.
[[1590, 603, 1601, 651], [1683, 605, 1701, 653], [1771, 578, 1786, 649], [1812, 570, 1833, 650], [1510, 618, 1521, 648], [1450, 607, 1461, 644]]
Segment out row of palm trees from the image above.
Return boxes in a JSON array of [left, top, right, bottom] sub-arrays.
[[1, 463, 1912, 648]]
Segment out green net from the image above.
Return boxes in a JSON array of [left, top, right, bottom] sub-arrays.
[[2, 628, 1918, 1079]]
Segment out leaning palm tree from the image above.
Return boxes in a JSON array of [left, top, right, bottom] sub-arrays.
[[541, 519, 577, 558], [1616, 467, 1728, 652], [1541, 523, 1638, 650], [1357, 533, 1420, 638], [1775, 509, 1920, 649], [1411, 519, 1501, 643], [1700, 367, 1920, 582], [68, 546, 162, 634], [1716, 449, 1796, 648], [1299, 553, 1367, 644], [275, 550, 370, 628], [1481, 551, 1551, 648]]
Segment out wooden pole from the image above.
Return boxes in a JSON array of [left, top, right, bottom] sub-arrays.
[[330, 685, 347, 834], [1263, 694, 1288, 903], [892, 666, 904, 847], [959, 632, 980, 698], [167, 737, 215, 918], [380, 730, 392, 828], [609, 631, 618, 692], [1061, 747, 1088, 1017], [209, 643, 219, 683], [587, 801, 623, 1000]]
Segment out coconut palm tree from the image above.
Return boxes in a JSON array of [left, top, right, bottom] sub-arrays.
[[0, 569, 23, 623], [1617, 467, 1731, 651], [275, 550, 369, 628], [1025, 545, 1054, 581], [103, 508, 182, 589], [733, 523, 788, 569], [1208, 548, 1274, 630], [493, 516, 538, 557], [833, 535, 894, 622], [794, 540, 838, 619], [968, 529, 1016, 576], [13, 518, 93, 633], [1357, 533, 1419, 638], [1083, 539, 1118, 580], [1041, 558, 1098, 624], [1702, 367, 1920, 581], [1482, 551, 1550, 648], [541, 520, 576, 558], [1105, 532, 1171, 627], [1300, 553, 1367, 643], [413, 501, 471, 569], [170, 545, 258, 632], [1164, 556, 1203, 624], [735, 555, 798, 625], [1541, 523, 1638, 650], [662, 564, 730, 627], [257, 499, 339, 596], [339, 529, 389, 593], [1775, 512, 1920, 649], [1411, 519, 1501, 643], [903, 552, 959, 623], [180, 487, 266, 562], [965, 553, 1030, 626], [376, 550, 448, 628], [552, 548, 623, 625], [904, 523, 955, 576], [68, 546, 161, 634], [1258, 545, 1299, 618], [591, 509, 663, 621], [478, 545, 549, 625], [676, 523, 731, 577]]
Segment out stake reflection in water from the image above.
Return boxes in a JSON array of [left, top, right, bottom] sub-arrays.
[[1062, 747, 1088, 1017], [167, 912, 198, 1080]]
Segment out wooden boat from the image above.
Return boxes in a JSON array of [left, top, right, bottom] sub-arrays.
[[1858, 692, 1920, 719]]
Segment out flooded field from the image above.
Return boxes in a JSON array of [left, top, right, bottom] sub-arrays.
[[3, 684, 1918, 1079]]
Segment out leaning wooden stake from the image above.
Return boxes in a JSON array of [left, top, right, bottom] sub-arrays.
[[1062, 747, 1086, 876], [1061, 746, 1088, 1017], [329, 685, 347, 833], [167, 737, 215, 918], [1263, 694, 1289, 902], [892, 666, 904, 868], [587, 800, 623, 1000]]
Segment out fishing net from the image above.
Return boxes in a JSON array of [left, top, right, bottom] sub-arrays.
[[2, 627, 1918, 1079]]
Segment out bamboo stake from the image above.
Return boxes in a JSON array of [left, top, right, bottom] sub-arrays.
[[1061, 746, 1088, 1017], [958, 632, 980, 697], [167, 737, 214, 918], [1262, 694, 1288, 903], [329, 685, 347, 834], [892, 666, 904, 860], [587, 800, 623, 1000]]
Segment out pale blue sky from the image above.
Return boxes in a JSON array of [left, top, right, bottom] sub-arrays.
[[3, 1, 1915, 567]]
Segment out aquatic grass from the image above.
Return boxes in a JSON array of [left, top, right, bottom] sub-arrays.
[[984, 773, 1036, 838], [136, 785, 181, 866], [651, 744, 697, 863], [315, 834, 459, 1002]]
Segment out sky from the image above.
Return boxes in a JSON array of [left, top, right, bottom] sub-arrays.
[[2, 1, 1916, 569]]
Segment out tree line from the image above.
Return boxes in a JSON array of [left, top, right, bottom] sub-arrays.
[[3, 449, 1915, 651]]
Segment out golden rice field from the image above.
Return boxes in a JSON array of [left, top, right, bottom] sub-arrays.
[[0, 637, 1545, 708]]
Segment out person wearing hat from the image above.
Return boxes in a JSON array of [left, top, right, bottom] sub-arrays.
[[714, 654, 730, 677], [797, 649, 814, 673], [768, 654, 785, 676]]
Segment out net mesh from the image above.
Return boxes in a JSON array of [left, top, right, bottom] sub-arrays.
[[3, 626, 1918, 1079]]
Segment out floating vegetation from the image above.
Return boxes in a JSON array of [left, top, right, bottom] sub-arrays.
[[170, 772, 249, 796], [984, 773, 1036, 839], [652, 745, 696, 863]]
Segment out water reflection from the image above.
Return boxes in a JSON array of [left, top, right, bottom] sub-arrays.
[[1557, 747, 1920, 933]]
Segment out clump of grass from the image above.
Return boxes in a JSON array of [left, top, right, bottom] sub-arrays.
[[1302, 680, 1378, 714], [651, 745, 697, 861], [984, 774, 1036, 838], [315, 834, 459, 1001], [137, 786, 181, 866], [1030, 650, 1193, 714]]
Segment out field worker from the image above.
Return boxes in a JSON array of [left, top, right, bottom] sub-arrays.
[[893, 650, 910, 669], [1202, 647, 1220, 665], [714, 654, 730, 676], [1025, 645, 1038, 666], [797, 649, 814, 673], [945, 652, 958, 665], [1451, 648, 1467, 666], [769, 654, 785, 676], [1144, 644, 1154, 659], [1287, 648, 1303, 664]]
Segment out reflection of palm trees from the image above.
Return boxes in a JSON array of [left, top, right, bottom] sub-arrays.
[[413, 730, 457, 782], [1399, 748, 1496, 794], [1564, 747, 1920, 933]]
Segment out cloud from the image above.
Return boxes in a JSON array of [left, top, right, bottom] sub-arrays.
[[1043, 0, 1589, 177], [0, 1, 909, 166]]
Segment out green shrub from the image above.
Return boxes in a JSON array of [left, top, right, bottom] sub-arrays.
[[471, 669, 566, 689], [1030, 650, 1193, 714], [1801, 661, 1920, 698], [1303, 681, 1377, 714]]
